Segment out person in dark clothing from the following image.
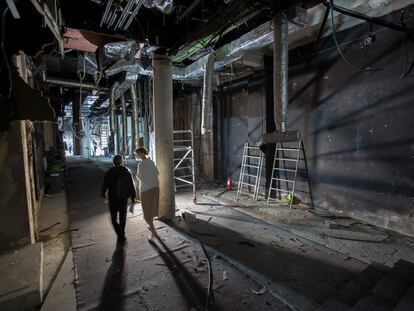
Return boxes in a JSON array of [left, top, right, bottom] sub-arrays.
[[101, 155, 136, 244]]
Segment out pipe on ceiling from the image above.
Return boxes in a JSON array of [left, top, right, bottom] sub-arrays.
[[43, 74, 109, 91], [273, 13, 288, 132], [109, 81, 119, 154], [120, 93, 128, 156], [201, 53, 215, 135], [130, 83, 139, 156]]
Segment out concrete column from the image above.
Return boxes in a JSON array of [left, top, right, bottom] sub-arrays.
[[131, 84, 139, 155], [120, 94, 128, 156], [72, 94, 82, 155], [201, 53, 215, 178], [152, 54, 175, 219], [81, 118, 90, 158]]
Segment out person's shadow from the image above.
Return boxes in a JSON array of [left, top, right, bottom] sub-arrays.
[[150, 238, 216, 310], [99, 244, 126, 311]]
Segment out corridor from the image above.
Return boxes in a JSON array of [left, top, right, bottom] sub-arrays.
[[2, 1, 414, 310], [63, 158, 372, 311], [65, 158, 288, 310]]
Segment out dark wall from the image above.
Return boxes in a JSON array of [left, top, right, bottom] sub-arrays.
[[218, 81, 266, 183], [217, 7, 414, 236]]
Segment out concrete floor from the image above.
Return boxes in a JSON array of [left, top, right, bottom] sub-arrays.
[[40, 156, 414, 311], [38, 190, 71, 297], [203, 189, 414, 267], [66, 158, 292, 310], [47, 157, 376, 311], [0, 243, 43, 310], [41, 248, 77, 311]]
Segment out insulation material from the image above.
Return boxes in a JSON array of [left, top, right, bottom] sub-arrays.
[[143, 0, 175, 14], [78, 53, 98, 75], [201, 54, 214, 135], [103, 40, 141, 100], [135, 21, 274, 80], [103, 40, 139, 62]]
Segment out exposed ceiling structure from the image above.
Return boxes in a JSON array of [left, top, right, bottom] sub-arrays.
[[2, 0, 413, 122]]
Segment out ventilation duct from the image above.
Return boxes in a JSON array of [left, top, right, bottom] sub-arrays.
[[273, 13, 288, 132], [120, 93, 128, 156], [143, 0, 175, 14], [103, 40, 141, 100], [201, 53, 214, 135], [263, 13, 300, 143], [130, 84, 139, 154], [109, 81, 119, 153], [135, 0, 403, 81]]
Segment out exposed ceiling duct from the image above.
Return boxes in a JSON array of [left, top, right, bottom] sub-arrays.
[[103, 40, 141, 100], [273, 13, 289, 133], [143, 0, 175, 14], [42, 73, 109, 92], [135, 0, 414, 81]]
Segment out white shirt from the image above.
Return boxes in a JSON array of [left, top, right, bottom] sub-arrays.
[[136, 158, 159, 192]]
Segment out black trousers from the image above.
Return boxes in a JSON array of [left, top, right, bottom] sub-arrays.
[[109, 199, 127, 238]]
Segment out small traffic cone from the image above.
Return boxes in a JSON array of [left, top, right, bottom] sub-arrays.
[[226, 177, 234, 191]]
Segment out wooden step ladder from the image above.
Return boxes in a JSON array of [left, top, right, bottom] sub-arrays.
[[237, 142, 264, 201]]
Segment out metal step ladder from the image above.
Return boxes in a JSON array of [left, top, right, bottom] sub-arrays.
[[173, 130, 196, 201], [237, 142, 264, 201], [267, 140, 313, 209]]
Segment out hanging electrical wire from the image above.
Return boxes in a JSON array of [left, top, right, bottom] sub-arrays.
[[399, 10, 414, 79], [322, 0, 414, 33], [1, 5, 13, 100], [328, 0, 383, 72], [77, 52, 87, 106]]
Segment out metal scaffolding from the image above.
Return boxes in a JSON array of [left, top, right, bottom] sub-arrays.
[[173, 130, 196, 201]]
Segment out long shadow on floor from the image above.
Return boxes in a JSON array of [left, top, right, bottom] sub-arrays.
[[150, 238, 221, 310], [161, 217, 364, 305], [98, 244, 126, 311]]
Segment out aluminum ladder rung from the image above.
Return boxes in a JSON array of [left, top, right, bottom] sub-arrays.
[[269, 188, 291, 193], [274, 168, 296, 172], [243, 155, 261, 159], [239, 181, 256, 187], [243, 173, 258, 179], [173, 130, 192, 134], [277, 148, 300, 151], [274, 158, 298, 162], [175, 175, 193, 179], [271, 178, 294, 183], [244, 164, 260, 169], [174, 157, 191, 161]]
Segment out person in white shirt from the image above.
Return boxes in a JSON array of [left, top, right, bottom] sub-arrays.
[[134, 147, 160, 241]]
